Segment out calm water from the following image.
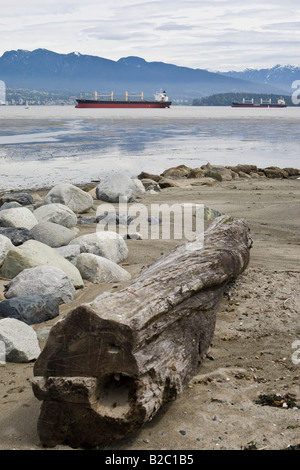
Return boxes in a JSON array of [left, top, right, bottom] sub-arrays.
[[0, 105, 299, 190]]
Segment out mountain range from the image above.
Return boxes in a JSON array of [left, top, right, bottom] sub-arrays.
[[0, 49, 298, 100]]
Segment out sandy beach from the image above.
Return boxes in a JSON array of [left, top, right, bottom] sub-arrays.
[[0, 174, 299, 451]]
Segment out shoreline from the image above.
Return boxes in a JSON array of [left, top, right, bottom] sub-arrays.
[[0, 166, 300, 450], [1, 162, 300, 195]]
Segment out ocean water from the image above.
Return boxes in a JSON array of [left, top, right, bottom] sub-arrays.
[[0, 105, 299, 190]]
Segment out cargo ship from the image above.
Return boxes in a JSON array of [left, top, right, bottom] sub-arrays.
[[232, 97, 287, 108], [75, 90, 171, 108]]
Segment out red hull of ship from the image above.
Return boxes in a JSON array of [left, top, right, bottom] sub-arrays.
[[76, 101, 171, 109]]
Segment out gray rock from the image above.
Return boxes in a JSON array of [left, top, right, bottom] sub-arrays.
[[77, 217, 97, 225], [69, 231, 128, 264], [0, 202, 22, 211], [43, 184, 93, 214], [31, 222, 75, 247], [34, 203, 78, 228], [0, 318, 40, 362], [55, 244, 80, 265], [96, 211, 134, 226], [202, 164, 233, 181], [0, 192, 35, 206], [0, 234, 14, 267], [96, 173, 136, 202], [76, 253, 131, 284], [4, 265, 76, 304], [0, 295, 59, 325], [0, 240, 84, 288], [0, 207, 38, 230], [0, 227, 35, 246]]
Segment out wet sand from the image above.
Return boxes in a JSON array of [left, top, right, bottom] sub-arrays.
[[0, 176, 299, 451]]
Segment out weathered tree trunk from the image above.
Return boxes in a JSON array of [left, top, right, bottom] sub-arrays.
[[32, 216, 252, 448]]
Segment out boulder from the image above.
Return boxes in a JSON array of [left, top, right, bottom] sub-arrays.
[[283, 167, 300, 176], [0, 318, 40, 362], [227, 164, 258, 175], [0, 240, 83, 288], [132, 178, 146, 194], [161, 165, 191, 178], [55, 245, 80, 265], [0, 202, 22, 211], [76, 253, 131, 284], [140, 179, 161, 191], [0, 295, 59, 325], [4, 265, 76, 304], [187, 168, 205, 178], [69, 232, 128, 264], [34, 203, 78, 228], [0, 192, 35, 207], [0, 227, 35, 246], [158, 178, 181, 188], [0, 234, 14, 267], [0, 207, 38, 230], [43, 184, 93, 214], [202, 164, 233, 181], [264, 167, 289, 178], [137, 171, 162, 182], [31, 222, 75, 248], [237, 171, 251, 179], [95, 173, 136, 202]]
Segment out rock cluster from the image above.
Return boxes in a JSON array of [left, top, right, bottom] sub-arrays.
[[0, 178, 146, 363], [138, 163, 300, 185]]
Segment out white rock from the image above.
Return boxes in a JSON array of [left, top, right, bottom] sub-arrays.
[[76, 253, 131, 283], [0, 318, 40, 362], [69, 231, 128, 264], [132, 178, 146, 194], [43, 184, 93, 214], [0, 207, 38, 230], [34, 203, 78, 228], [0, 234, 14, 267], [96, 173, 136, 202], [0, 239, 83, 288]]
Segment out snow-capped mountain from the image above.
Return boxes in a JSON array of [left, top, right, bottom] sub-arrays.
[[0, 48, 291, 99], [220, 65, 300, 93]]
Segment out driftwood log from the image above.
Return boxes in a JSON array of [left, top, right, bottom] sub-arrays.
[[32, 216, 252, 448]]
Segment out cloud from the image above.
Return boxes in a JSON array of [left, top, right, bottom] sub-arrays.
[[261, 21, 300, 31], [0, 0, 299, 71], [155, 22, 193, 31]]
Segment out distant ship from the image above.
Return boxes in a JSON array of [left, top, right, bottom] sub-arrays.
[[232, 97, 287, 108], [75, 90, 172, 108]]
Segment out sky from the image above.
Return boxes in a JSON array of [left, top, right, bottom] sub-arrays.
[[0, 0, 299, 71]]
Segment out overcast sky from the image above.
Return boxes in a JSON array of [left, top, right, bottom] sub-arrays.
[[1, 0, 299, 71]]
